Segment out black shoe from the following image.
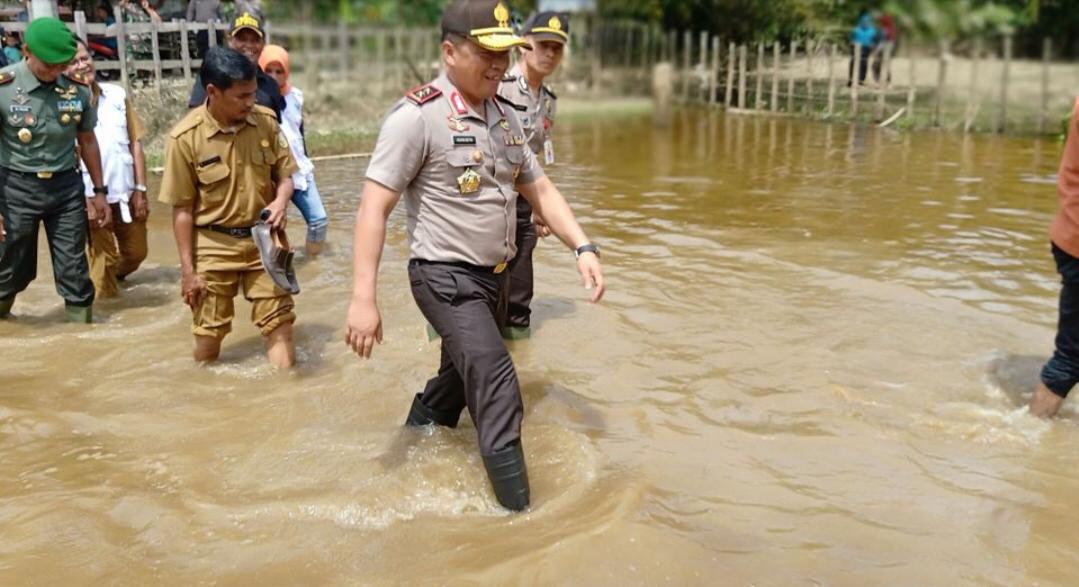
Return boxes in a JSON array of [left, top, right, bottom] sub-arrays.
[[404, 393, 461, 428], [482, 442, 530, 511]]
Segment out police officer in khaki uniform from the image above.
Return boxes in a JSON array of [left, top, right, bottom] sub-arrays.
[[345, 0, 605, 512], [497, 11, 568, 339], [159, 47, 298, 367], [0, 17, 110, 323]]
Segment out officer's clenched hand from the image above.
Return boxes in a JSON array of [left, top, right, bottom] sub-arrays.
[[86, 197, 111, 229], [263, 200, 288, 230], [181, 271, 208, 309], [577, 253, 605, 303], [346, 299, 383, 359], [131, 191, 149, 222], [533, 214, 552, 238], [0, 212, 5, 243]]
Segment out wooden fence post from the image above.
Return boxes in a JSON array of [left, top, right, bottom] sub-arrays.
[[1040, 37, 1051, 134], [114, 6, 129, 91], [998, 33, 1012, 133], [338, 20, 350, 78], [934, 40, 948, 127], [738, 44, 747, 109], [771, 41, 780, 112], [827, 42, 836, 116], [207, 20, 217, 48], [964, 38, 982, 133], [709, 35, 720, 105], [786, 40, 797, 112], [682, 30, 692, 101], [875, 43, 892, 121], [851, 43, 862, 118], [725, 41, 735, 107], [907, 48, 916, 119], [805, 39, 814, 110], [150, 19, 162, 95], [74, 10, 87, 42], [179, 19, 192, 85], [755, 42, 764, 110], [698, 30, 708, 100], [376, 29, 387, 99]]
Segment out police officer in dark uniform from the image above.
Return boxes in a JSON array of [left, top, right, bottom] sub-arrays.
[[187, 12, 284, 119], [0, 17, 109, 323], [345, 0, 605, 511]]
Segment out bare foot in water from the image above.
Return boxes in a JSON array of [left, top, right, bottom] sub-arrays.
[[1029, 382, 1065, 419]]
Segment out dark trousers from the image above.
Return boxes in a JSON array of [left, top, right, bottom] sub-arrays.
[[1042, 242, 1079, 397], [0, 169, 94, 307], [848, 45, 872, 86], [409, 260, 524, 455], [499, 197, 538, 329]]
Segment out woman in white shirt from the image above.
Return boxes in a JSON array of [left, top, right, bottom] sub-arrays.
[[259, 44, 329, 255]]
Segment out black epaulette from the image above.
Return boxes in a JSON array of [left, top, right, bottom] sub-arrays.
[[495, 94, 526, 112], [542, 85, 558, 100], [500, 75, 518, 84], [405, 83, 442, 106], [0, 71, 15, 85], [64, 72, 90, 87]]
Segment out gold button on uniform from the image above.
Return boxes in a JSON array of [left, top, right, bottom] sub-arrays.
[[472, 150, 484, 163]]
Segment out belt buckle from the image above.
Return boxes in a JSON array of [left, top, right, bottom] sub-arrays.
[[36, 171, 53, 179], [493, 262, 508, 274]]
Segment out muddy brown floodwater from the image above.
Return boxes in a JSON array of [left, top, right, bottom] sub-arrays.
[[3, 108, 1079, 585]]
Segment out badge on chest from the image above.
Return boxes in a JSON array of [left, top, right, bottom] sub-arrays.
[[457, 168, 481, 195]]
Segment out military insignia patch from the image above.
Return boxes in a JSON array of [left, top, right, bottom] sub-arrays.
[[457, 168, 481, 195], [405, 83, 442, 106], [447, 115, 469, 132], [18, 128, 31, 143]]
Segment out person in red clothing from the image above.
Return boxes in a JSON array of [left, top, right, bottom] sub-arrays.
[[1032, 99, 1079, 418]]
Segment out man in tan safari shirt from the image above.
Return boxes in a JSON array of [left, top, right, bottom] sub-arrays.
[[159, 47, 298, 368]]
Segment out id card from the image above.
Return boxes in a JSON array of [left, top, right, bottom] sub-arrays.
[[543, 138, 555, 166]]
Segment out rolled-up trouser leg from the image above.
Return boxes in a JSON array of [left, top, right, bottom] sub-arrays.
[[113, 205, 148, 279], [1041, 242, 1079, 398], [0, 170, 44, 303], [42, 174, 94, 308], [410, 261, 524, 454]]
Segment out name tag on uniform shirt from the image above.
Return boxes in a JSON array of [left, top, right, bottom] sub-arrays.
[[9, 105, 31, 113], [57, 100, 83, 113], [544, 138, 555, 166], [453, 135, 476, 146]]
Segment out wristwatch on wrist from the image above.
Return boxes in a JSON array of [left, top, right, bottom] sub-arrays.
[[575, 243, 600, 259], [134, 184, 148, 192], [92, 186, 108, 198]]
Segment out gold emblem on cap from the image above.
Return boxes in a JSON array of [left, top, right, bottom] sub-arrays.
[[494, 3, 510, 28], [235, 12, 259, 29], [549, 16, 562, 30], [18, 128, 32, 143], [457, 168, 481, 195]]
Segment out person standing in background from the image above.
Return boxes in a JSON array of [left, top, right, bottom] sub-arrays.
[[848, 11, 878, 86], [259, 44, 329, 256], [186, 0, 222, 58], [67, 39, 150, 298]]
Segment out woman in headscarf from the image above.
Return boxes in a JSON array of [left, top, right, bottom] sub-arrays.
[[848, 11, 878, 86], [259, 44, 328, 255]]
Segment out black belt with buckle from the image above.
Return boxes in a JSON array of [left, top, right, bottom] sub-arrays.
[[409, 259, 509, 275], [1, 167, 78, 180], [201, 224, 254, 238]]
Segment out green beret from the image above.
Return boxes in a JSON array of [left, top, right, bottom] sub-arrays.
[[25, 17, 76, 65]]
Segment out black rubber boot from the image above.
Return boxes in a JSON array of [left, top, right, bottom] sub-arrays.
[[0, 296, 13, 319], [482, 442, 530, 512], [404, 393, 461, 428]]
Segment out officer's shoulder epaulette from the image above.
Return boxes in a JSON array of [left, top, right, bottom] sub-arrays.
[[168, 108, 204, 139], [404, 83, 442, 106], [63, 72, 91, 87], [500, 75, 518, 84], [542, 85, 558, 100], [0, 71, 14, 86], [495, 94, 526, 112]]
